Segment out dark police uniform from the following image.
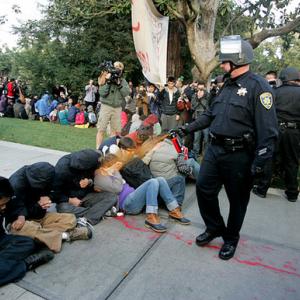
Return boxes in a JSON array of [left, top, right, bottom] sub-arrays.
[[275, 83, 300, 201], [185, 71, 278, 244]]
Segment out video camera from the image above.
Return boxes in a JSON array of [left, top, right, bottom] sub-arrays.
[[99, 60, 122, 84]]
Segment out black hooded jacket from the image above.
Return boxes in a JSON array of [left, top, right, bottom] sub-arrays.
[[8, 162, 55, 221], [52, 149, 101, 203]]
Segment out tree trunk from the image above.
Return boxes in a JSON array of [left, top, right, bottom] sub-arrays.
[[167, 21, 184, 78], [174, 0, 220, 81]]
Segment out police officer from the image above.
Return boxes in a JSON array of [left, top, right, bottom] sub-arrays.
[[177, 35, 278, 260], [275, 67, 300, 202]]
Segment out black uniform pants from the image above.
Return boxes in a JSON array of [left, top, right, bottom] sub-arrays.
[[253, 158, 273, 195], [0, 234, 35, 286], [277, 128, 300, 200], [196, 144, 253, 244]]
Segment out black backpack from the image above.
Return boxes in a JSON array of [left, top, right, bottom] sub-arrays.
[[120, 158, 153, 188]]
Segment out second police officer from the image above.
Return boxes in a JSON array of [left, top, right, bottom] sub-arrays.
[[177, 35, 278, 260], [274, 67, 300, 202]]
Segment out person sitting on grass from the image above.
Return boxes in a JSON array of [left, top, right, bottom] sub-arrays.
[[0, 177, 54, 287], [94, 154, 191, 233], [67, 96, 80, 125], [8, 162, 92, 253], [57, 103, 69, 125]]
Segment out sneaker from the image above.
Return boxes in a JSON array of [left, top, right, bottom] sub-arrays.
[[68, 227, 93, 241], [76, 217, 95, 232], [25, 249, 54, 270], [104, 206, 118, 217]]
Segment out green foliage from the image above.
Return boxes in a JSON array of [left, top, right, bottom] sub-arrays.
[[251, 35, 300, 75], [0, 0, 142, 96], [0, 0, 299, 87]]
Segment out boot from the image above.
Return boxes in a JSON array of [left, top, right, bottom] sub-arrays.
[[25, 249, 54, 271], [169, 207, 191, 225], [68, 227, 93, 241], [145, 213, 167, 233]]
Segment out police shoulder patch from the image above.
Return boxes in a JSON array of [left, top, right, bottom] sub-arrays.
[[259, 92, 273, 110]]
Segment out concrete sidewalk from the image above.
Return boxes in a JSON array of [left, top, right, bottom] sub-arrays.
[[0, 141, 299, 300]]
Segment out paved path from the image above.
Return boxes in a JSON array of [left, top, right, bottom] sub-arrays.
[[0, 141, 299, 300]]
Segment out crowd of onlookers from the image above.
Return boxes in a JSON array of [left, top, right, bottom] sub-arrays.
[[0, 73, 224, 157]]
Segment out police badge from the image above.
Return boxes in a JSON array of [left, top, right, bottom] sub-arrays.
[[237, 87, 248, 96], [259, 92, 273, 110]]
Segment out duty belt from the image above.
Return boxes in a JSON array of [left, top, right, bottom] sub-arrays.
[[279, 122, 299, 129], [209, 133, 245, 152]]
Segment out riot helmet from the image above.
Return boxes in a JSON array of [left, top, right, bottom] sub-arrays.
[[219, 35, 253, 66], [279, 67, 300, 82]]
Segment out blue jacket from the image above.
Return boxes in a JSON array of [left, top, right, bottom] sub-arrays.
[[35, 94, 50, 116]]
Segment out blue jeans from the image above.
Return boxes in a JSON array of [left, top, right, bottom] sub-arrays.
[[166, 176, 185, 205], [124, 177, 179, 214], [193, 128, 209, 155], [186, 158, 201, 179]]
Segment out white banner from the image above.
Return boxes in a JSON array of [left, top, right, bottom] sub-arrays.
[[131, 0, 169, 85]]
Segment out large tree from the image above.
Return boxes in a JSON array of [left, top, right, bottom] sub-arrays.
[[43, 0, 300, 80]]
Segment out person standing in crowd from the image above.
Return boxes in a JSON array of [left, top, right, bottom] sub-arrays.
[[265, 70, 278, 89], [273, 67, 300, 202], [158, 76, 180, 132], [177, 35, 278, 260], [84, 79, 98, 110], [191, 81, 209, 158], [96, 61, 130, 149]]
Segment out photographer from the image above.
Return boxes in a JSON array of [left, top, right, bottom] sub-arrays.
[[96, 61, 130, 149]]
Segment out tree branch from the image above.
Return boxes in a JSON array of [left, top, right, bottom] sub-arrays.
[[249, 16, 300, 48], [166, 4, 186, 23], [221, 0, 263, 38]]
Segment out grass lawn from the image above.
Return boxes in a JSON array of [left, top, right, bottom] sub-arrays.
[[0, 118, 97, 152]]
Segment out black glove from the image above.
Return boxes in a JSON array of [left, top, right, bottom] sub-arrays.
[[251, 164, 264, 177], [177, 126, 188, 138]]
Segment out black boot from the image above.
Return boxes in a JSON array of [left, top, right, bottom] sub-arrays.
[[25, 249, 54, 270]]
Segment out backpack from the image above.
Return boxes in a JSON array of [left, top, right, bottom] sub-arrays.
[[75, 111, 85, 125], [120, 158, 153, 188], [88, 112, 97, 124]]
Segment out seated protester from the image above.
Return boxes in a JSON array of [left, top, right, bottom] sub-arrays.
[[87, 105, 97, 127], [75, 104, 88, 125], [143, 135, 200, 180], [25, 97, 33, 119], [67, 96, 80, 125], [126, 123, 154, 148], [57, 103, 69, 125], [118, 137, 186, 206], [129, 113, 142, 133], [35, 92, 51, 121], [13, 101, 28, 119], [8, 163, 91, 253], [52, 149, 117, 225], [98, 135, 122, 154], [94, 154, 190, 233], [49, 107, 58, 123], [142, 113, 162, 136], [0, 93, 7, 117], [0, 177, 54, 287], [47, 97, 58, 116]]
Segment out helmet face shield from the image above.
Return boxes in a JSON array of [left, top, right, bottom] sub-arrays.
[[219, 35, 253, 66]]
